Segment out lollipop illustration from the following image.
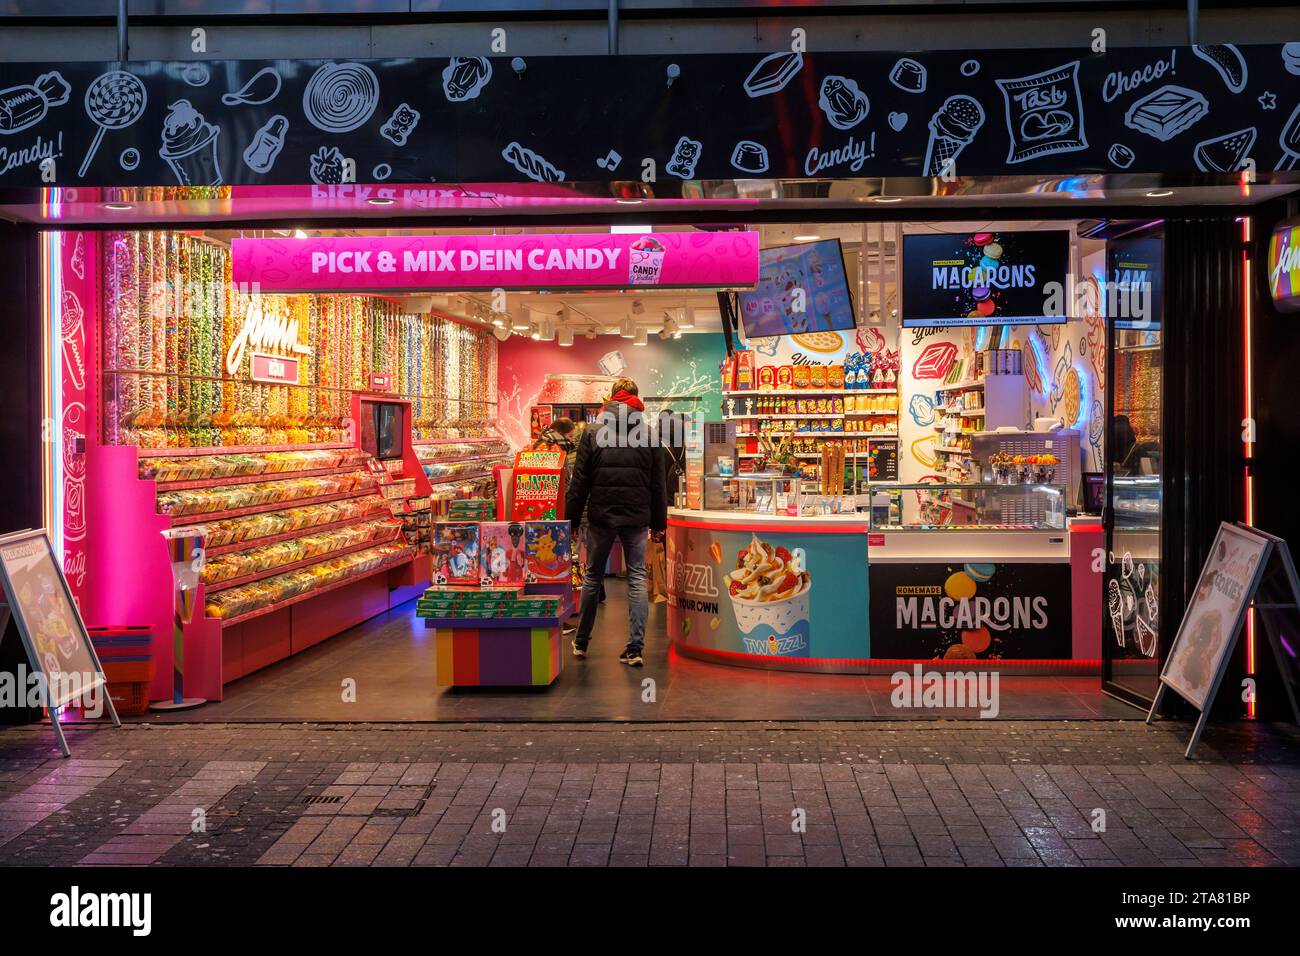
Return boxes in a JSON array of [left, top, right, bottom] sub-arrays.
[[79, 70, 148, 179]]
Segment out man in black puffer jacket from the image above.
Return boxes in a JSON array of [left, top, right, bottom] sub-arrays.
[[565, 378, 667, 666]]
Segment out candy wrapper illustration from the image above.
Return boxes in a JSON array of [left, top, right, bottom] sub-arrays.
[[995, 61, 1088, 164], [628, 236, 666, 285], [60, 289, 86, 392], [924, 95, 984, 176], [725, 535, 811, 656], [159, 99, 223, 186], [0, 71, 69, 134], [665, 136, 702, 179]]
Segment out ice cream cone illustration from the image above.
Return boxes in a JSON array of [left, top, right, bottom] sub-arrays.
[[628, 236, 666, 285], [725, 534, 811, 655], [924, 95, 985, 177], [159, 99, 223, 186]]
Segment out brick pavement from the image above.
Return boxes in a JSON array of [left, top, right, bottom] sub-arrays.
[[0, 719, 1296, 867]]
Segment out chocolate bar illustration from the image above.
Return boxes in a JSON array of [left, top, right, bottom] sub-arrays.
[[0, 71, 70, 135], [1123, 84, 1209, 142], [743, 51, 802, 98]]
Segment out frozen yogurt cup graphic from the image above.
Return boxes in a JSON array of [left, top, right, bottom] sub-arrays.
[[725, 534, 811, 652], [628, 236, 666, 285], [159, 99, 222, 186]]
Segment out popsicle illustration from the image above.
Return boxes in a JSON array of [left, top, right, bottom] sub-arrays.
[[1277, 102, 1300, 171]]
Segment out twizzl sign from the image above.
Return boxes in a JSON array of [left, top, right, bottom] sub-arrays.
[[231, 232, 760, 293]]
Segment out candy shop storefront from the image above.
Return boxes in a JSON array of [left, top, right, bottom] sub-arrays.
[[0, 44, 1296, 720]]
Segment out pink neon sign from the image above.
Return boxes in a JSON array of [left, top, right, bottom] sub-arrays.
[[230, 232, 760, 293]]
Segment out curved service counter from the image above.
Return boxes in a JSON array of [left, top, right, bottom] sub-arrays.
[[666, 480, 1104, 674]]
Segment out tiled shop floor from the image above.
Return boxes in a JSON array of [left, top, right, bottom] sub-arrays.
[[0, 720, 1296, 866], [126, 582, 1138, 722]]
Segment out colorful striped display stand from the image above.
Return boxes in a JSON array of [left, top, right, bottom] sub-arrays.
[[424, 584, 571, 688]]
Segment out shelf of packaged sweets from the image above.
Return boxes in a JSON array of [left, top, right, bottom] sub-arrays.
[[936, 379, 986, 392], [209, 544, 415, 627], [203, 504, 390, 556], [173, 488, 375, 526], [155, 464, 366, 492], [723, 388, 896, 397], [141, 448, 369, 484], [725, 414, 844, 421], [137, 442, 354, 459], [935, 446, 972, 455], [203, 524, 404, 594], [846, 410, 898, 416], [942, 407, 985, 415]]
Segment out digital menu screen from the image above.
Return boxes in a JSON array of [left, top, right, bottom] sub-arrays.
[[1108, 233, 1163, 330], [737, 238, 856, 338], [901, 230, 1070, 327]]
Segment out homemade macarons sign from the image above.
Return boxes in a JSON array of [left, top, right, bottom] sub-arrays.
[[231, 232, 760, 293], [1268, 218, 1300, 314], [901, 230, 1070, 327]]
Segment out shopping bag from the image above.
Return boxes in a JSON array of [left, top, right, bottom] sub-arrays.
[[649, 536, 668, 604]]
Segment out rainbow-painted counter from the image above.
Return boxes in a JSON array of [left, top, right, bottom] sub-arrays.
[[423, 584, 572, 687]]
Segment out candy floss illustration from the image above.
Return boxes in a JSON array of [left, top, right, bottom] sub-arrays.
[[628, 236, 666, 285], [924, 95, 984, 176], [725, 535, 811, 656], [159, 100, 222, 186]]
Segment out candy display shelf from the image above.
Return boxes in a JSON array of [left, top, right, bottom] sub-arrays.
[[723, 388, 897, 397], [214, 546, 415, 628], [203, 526, 404, 593]]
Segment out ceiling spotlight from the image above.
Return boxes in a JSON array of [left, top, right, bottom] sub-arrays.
[[633, 326, 649, 346], [793, 234, 820, 242], [511, 310, 531, 330], [620, 318, 636, 339], [102, 202, 133, 211], [873, 196, 904, 203], [679, 305, 696, 328], [557, 326, 574, 347], [1145, 189, 1174, 198], [293, 229, 309, 239], [539, 319, 556, 342], [366, 196, 395, 206]]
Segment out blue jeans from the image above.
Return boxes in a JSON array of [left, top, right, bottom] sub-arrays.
[[575, 524, 648, 649]]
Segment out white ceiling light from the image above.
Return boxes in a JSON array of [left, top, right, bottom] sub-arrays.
[[633, 326, 649, 346], [293, 229, 309, 239], [793, 234, 821, 242], [539, 319, 556, 342], [557, 326, 574, 347], [678, 305, 696, 329], [873, 196, 904, 203], [511, 309, 531, 330], [611, 224, 653, 234], [1146, 189, 1174, 198]]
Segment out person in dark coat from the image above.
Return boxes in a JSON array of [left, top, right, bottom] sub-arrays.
[[564, 378, 668, 666]]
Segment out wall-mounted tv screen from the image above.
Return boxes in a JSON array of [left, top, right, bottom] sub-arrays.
[[737, 238, 856, 338], [360, 400, 405, 460], [901, 230, 1070, 327], [1108, 233, 1162, 331]]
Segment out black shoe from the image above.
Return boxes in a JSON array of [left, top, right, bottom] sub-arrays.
[[618, 644, 643, 667], [571, 639, 588, 659]]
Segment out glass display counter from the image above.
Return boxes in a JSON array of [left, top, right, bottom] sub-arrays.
[[866, 482, 1067, 532]]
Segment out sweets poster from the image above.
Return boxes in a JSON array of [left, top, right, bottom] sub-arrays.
[[868, 560, 1071, 659], [665, 525, 869, 660]]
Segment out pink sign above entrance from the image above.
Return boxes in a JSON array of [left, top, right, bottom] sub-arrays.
[[230, 232, 760, 293]]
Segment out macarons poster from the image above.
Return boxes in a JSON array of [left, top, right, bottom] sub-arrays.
[[901, 229, 1070, 327]]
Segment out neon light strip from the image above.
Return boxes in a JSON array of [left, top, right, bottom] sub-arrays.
[[1242, 215, 1256, 718], [40, 228, 63, 556]]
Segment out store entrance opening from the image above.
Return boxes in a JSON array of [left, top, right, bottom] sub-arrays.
[[26, 192, 1272, 723]]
